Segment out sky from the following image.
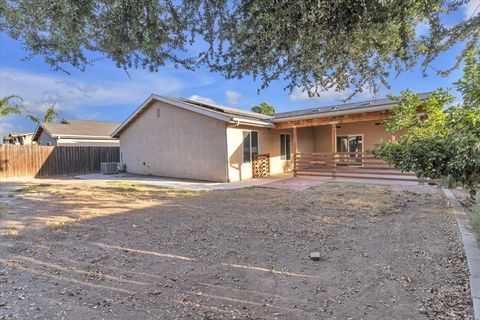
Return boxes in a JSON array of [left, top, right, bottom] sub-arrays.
[[0, 1, 478, 137]]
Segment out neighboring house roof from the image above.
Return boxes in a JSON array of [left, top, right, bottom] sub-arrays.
[[33, 119, 120, 141], [113, 92, 433, 137], [273, 92, 432, 122], [6, 132, 33, 137]]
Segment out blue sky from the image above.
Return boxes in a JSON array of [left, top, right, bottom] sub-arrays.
[[0, 1, 478, 137]]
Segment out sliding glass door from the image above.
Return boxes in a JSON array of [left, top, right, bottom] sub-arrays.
[[336, 135, 363, 165]]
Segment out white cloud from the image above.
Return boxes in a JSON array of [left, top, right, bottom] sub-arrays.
[[0, 68, 196, 115], [188, 95, 215, 104], [464, 0, 480, 19], [289, 85, 376, 103], [225, 90, 242, 105]]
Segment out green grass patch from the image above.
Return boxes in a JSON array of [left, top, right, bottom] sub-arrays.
[[102, 181, 200, 197], [102, 181, 148, 195], [13, 183, 51, 193]]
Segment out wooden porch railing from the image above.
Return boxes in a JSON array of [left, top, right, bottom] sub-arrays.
[[252, 153, 270, 178], [294, 152, 419, 181]]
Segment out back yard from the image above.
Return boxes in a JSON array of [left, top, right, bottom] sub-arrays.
[[0, 179, 472, 319]]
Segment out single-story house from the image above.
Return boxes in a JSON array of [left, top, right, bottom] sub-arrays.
[[2, 132, 34, 145], [113, 93, 429, 182], [33, 119, 120, 147]]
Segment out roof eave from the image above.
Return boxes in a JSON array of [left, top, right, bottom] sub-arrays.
[[32, 123, 50, 141], [230, 118, 275, 127], [56, 135, 118, 139], [112, 94, 234, 138], [272, 104, 396, 123]]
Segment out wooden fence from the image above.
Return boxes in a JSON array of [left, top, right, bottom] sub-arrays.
[[0, 145, 120, 179]]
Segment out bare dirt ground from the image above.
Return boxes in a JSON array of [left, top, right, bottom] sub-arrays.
[[0, 178, 473, 319]]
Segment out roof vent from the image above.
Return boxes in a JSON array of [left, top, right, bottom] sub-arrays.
[[331, 106, 338, 110]]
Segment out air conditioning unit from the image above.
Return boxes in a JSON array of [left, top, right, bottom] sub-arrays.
[[100, 162, 119, 174]]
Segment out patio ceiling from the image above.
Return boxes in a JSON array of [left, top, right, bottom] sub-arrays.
[[275, 110, 392, 129]]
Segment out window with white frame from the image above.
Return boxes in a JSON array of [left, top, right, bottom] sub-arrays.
[[280, 133, 291, 160], [243, 131, 258, 163]]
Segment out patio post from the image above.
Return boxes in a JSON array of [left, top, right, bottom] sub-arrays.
[[331, 123, 337, 168], [292, 126, 298, 177], [331, 123, 336, 153]]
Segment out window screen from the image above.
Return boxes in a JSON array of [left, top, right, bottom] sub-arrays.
[[243, 131, 259, 163], [243, 131, 251, 163], [251, 131, 258, 158]]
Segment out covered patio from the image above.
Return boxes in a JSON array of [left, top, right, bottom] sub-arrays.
[[275, 109, 419, 182]]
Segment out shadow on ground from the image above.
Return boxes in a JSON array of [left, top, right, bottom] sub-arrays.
[[0, 180, 472, 319]]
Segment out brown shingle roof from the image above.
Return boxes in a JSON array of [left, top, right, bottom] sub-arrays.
[[33, 119, 120, 141]]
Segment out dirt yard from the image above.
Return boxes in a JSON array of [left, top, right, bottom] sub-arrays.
[[0, 179, 472, 319]]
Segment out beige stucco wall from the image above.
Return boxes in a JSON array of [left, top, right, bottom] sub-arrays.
[[312, 120, 391, 153], [297, 127, 315, 153], [119, 101, 228, 182], [226, 126, 294, 181]]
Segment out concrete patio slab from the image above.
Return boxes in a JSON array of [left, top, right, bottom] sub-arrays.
[[443, 188, 480, 320], [75, 173, 292, 191], [304, 176, 422, 186]]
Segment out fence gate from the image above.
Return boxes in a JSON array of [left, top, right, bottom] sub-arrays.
[[252, 154, 270, 178]]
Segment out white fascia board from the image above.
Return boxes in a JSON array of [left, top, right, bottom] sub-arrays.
[[55, 135, 118, 139], [57, 138, 120, 144], [230, 117, 275, 127]]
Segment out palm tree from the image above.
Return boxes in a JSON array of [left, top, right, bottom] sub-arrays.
[[27, 104, 60, 123], [0, 95, 23, 117]]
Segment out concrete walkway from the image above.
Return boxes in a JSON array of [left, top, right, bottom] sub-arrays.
[[443, 189, 480, 320], [76, 173, 424, 192], [75, 173, 292, 190]]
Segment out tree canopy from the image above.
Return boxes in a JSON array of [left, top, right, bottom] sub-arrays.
[[27, 104, 61, 124], [374, 51, 480, 198], [251, 102, 275, 116], [0, 95, 23, 117], [1, 0, 479, 96]]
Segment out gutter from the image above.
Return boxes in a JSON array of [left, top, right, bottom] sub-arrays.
[[54, 135, 118, 139], [230, 117, 275, 128]]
